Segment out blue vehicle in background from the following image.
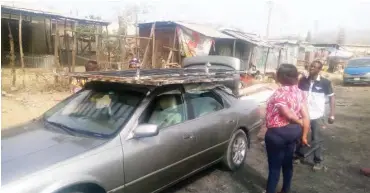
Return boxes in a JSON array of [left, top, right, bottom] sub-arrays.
[[343, 57, 370, 85]]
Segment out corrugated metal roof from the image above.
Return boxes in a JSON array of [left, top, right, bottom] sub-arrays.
[[138, 21, 235, 39], [268, 39, 300, 45], [222, 29, 271, 47], [175, 21, 235, 39], [1, 5, 110, 25]]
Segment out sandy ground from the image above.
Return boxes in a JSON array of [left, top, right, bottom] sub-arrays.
[[1, 71, 369, 192]]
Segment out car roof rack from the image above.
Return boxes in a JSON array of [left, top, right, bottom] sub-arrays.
[[67, 68, 239, 86]]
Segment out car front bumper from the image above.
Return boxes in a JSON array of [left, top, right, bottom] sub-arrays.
[[343, 76, 370, 84]]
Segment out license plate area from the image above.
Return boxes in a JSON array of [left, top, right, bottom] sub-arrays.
[[354, 77, 360, 81]]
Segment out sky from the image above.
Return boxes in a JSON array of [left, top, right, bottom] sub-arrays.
[[2, 0, 370, 38]]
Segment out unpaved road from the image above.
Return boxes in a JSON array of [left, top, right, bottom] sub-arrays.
[[2, 86, 370, 193], [166, 85, 370, 193]]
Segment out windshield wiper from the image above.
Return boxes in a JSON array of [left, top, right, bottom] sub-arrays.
[[44, 120, 107, 138], [44, 120, 78, 136]]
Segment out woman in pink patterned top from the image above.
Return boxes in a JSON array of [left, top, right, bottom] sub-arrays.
[[264, 64, 310, 193]]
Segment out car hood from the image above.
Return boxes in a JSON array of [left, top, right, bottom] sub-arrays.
[[344, 66, 370, 75], [1, 121, 107, 185]]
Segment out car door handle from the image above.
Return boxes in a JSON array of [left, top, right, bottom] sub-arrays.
[[183, 134, 195, 140], [227, 120, 236, 123]]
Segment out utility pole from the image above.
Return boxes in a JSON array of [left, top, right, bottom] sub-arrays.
[[265, 0, 273, 39]]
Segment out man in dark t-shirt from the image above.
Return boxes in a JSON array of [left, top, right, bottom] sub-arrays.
[[296, 60, 336, 171]]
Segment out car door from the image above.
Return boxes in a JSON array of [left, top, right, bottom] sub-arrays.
[[182, 85, 237, 170], [121, 86, 198, 193]]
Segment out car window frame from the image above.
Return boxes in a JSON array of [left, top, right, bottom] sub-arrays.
[[184, 86, 228, 120], [137, 84, 189, 130]]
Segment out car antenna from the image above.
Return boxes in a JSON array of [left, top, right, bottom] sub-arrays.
[[205, 62, 211, 74], [135, 63, 141, 80]]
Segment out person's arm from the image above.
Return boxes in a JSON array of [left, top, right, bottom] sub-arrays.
[[299, 103, 310, 146], [326, 81, 335, 123], [278, 105, 303, 126]]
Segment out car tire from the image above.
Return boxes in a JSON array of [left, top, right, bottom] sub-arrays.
[[57, 185, 105, 193], [223, 129, 248, 171]]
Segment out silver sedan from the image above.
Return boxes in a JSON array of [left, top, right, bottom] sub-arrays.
[[1, 81, 262, 193]]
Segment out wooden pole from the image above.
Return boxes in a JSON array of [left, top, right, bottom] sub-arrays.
[[141, 23, 155, 68], [72, 21, 77, 72], [44, 18, 50, 54], [49, 17, 53, 52], [106, 25, 110, 69], [64, 19, 69, 71], [8, 22, 16, 87], [19, 13, 25, 87], [232, 39, 236, 57], [166, 29, 178, 65], [246, 45, 253, 69], [95, 28, 100, 69], [151, 23, 156, 68], [54, 20, 60, 82], [263, 47, 271, 76]]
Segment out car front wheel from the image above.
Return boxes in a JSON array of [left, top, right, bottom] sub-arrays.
[[223, 129, 248, 171]]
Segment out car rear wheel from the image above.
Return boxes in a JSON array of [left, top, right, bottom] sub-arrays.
[[57, 184, 105, 193], [223, 129, 248, 171]]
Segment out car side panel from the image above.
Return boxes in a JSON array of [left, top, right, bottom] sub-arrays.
[[1, 137, 124, 193], [121, 122, 196, 193]]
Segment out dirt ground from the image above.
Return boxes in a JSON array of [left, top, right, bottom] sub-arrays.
[[1, 70, 370, 192]]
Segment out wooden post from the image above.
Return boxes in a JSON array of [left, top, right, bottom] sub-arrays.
[[151, 24, 156, 69], [246, 45, 253, 69], [8, 22, 16, 87], [44, 18, 50, 54], [278, 48, 282, 67], [166, 29, 178, 66], [49, 17, 53, 52], [233, 39, 236, 57], [54, 20, 60, 82], [72, 21, 77, 72], [64, 19, 69, 71], [263, 47, 271, 76], [141, 23, 155, 68], [95, 28, 100, 69], [19, 13, 25, 87], [105, 25, 110, 69]]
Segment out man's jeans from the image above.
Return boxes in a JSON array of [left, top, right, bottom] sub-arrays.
[[296, 118, 324, 163]]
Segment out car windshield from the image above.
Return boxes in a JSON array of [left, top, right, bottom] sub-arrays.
[[43, 81, 146, 138], [347, 59, 370, 67]]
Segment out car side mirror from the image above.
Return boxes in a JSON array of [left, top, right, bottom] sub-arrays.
[[133, 124, 159, 138]]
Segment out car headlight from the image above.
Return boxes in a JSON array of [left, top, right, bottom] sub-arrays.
[[343, 73, 350, 77], [366, 72, 370, 76]]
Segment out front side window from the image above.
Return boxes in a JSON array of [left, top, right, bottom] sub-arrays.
[[140, 90, 187, 129], [185, 86, 224, 118], [43, 82, 146, 137]]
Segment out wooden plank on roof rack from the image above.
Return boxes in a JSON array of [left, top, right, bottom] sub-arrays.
[[64, 69, 238, 86]]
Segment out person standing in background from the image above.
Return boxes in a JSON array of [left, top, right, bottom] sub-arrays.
[[296, 60, 335, 171]]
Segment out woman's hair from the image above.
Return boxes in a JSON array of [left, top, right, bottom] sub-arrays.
[[276, 63, 299, 86]]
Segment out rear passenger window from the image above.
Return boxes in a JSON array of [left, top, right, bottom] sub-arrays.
[[185, 88, 224, 119]]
